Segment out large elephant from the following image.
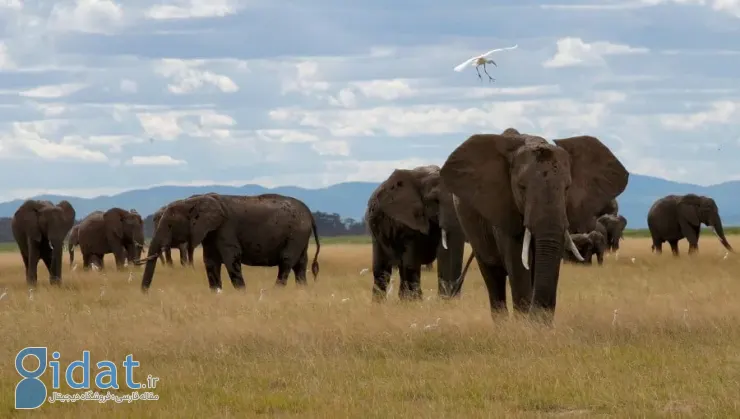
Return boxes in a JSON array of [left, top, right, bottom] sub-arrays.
[[152, 205, 194, 267], [11, 199, 76, 287], [596, 214, 627, 253], [365, 165, 465, 301], [440, 129, 629, 322], [67, 224, 80, 265], [77, 208, 145, 270], [137, 193, 321, 292], [563, 231, 607, 265], [647, 194, 733, 255]]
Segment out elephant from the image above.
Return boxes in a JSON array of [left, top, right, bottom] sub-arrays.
[[440, 129, 629, 322], [67, 224, 80, 265], [136, 193, 321, 292], [152, 205, 194, 267], [596, 214, 627, 253], [647, 194, 733, 256], [77, 208, 146, 271], [11, 199, 76, 287], [365, 165, 466, 301], [563, 231, 607, 265]]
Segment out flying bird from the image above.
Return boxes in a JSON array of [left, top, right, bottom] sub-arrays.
[[454, 44, 519, 82]]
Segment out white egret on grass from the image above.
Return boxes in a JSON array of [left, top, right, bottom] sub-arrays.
[[454, 44, 518, 82]]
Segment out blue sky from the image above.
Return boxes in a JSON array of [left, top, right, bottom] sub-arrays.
[[0, 0, 738, 201]]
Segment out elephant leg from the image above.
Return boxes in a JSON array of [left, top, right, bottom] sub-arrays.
[[652, 239, 663, 254], [291, 250, 309, 286], [202, 244, 223, 291], [82, 252, 91, 271], [687, 225, 700, 254], [26, 239, 40, 288], [669, 240, 680, 256], [274, 262, 292, 287], [398, 264, 422, 301], [38, 244, 55, 284], [187, 245, 195, 267], [224, 257, 246, 290], [179, 245, 187, 266], [371, 239, 393, 302], [476, 258, 508, 314], [164, 248, 174, 267]]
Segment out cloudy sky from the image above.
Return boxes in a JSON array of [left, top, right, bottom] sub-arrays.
[[0, 0, 738, 201]]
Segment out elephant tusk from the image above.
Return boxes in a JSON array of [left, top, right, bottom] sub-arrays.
[[521, 228, 531, 270], [132, 253, 159, 265], [565, 231, 585, 262], [441, 229, 448, 250]]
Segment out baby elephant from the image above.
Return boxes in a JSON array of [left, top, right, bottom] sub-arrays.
[[563, 231, 607, 266]]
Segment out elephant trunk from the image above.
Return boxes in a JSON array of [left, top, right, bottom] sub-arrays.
[[437, 227, 464, 298], [530, 228, 568, 321], [710, 220, 733, 252], [50, 238, 64, 283], [68, 244, 75, 265], [140, 237, 163, 291]]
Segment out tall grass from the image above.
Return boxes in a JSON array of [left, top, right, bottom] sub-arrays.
[[1, 236, 739, 417]]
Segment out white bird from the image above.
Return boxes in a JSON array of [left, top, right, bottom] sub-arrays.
[[454, 44, 518, 82], [0, 288, 7, 301]]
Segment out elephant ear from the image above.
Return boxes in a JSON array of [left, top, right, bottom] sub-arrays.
[[588, 231, 606, 251], [103, 208, 125, 240], [677, 196, 701, 226], [553, 136, 629, 232], [440, 134, 525, 234], [188, 195, 226, 246], [375, 169, 429, 234]]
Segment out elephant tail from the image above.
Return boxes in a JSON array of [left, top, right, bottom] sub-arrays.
[[310, 213, 320, 281], [451, 251, 476, 297]]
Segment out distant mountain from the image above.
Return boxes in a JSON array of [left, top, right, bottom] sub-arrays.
[[0, 174, 738, 228]]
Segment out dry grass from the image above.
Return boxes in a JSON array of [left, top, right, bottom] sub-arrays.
[[1, 237, 740, 418]]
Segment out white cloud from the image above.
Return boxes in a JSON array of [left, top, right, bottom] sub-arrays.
[[0, 122, 109, 162], [136, 109, 237, 140], [0, 0, 22, 11], [281, 61, 330, 95], [19, 83, 88, 99], [660, 101, 740, 130], [271, 92, 625, 138], [153, 59, 240, 94], [312, 140, 350, 156], [543, 37, 649, 68], [119, 79, 138, 93], [146, 0, 241, 20], [350, 79, 416, 100], [254, 129, 319, 143], [49, 0, 124, 34], [126, 155, 187, 166], [0, 42, 15, 70]]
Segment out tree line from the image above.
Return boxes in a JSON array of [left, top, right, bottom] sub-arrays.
[[0, 211, 368, 243]]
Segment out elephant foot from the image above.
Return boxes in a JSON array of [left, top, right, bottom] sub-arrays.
[[49, 277, 62, 286], [371, 286, 388, 303]]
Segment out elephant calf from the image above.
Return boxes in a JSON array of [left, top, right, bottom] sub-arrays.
[[597, 214, 627, 253], [152, 204, 194, 267], [366, 165, 466, 302], [77, 208, 145, 271], [563, 231, 607, 266]]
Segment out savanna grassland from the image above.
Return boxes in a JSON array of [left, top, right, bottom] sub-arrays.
[[1, 235, 740, 418]]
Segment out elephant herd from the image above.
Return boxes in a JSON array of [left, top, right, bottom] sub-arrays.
[[8, 128, 735, 325], [365, 128, 734, 323], [11, 193, 322, 292]]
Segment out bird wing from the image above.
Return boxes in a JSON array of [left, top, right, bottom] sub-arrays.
[[453, 56, 478, 72], [480, 44, 518, 58]]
